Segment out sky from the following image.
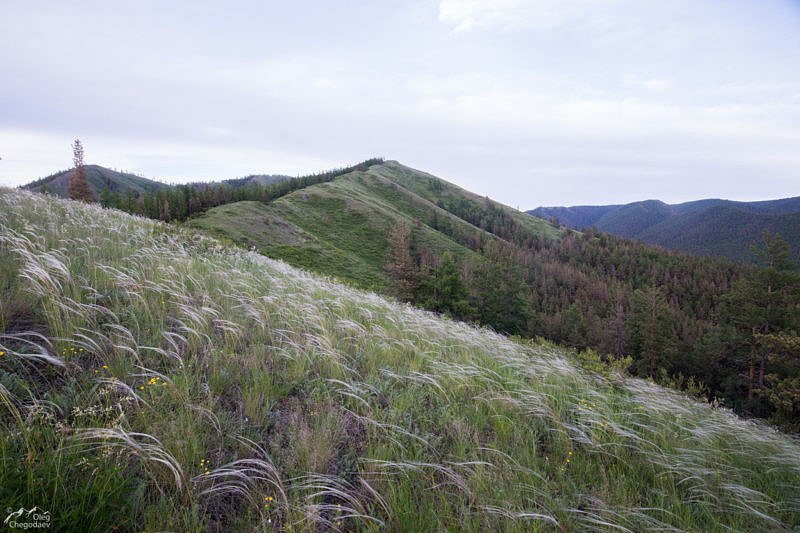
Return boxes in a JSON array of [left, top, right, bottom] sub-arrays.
[[2, 0, 799, 208]]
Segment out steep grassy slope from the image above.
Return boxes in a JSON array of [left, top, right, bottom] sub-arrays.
[[22, 164, 171, 200], [372, 161, 561, 241], [189, 161, 532, 290], [530, 196, 800, 264], [1, 189, 799, 531]]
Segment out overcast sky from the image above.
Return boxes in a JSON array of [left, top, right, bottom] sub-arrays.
[[2, 0, 799, 208]]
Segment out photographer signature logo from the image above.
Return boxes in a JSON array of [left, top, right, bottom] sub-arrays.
[[3, 507, 50, 529]]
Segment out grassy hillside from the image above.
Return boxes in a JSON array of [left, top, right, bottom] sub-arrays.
[[22, 165, 171, 200], [372, 161, 561, 241], [189, 161, 547, 290], [530, 196, 800, 264], [2, 189, 800, 531]]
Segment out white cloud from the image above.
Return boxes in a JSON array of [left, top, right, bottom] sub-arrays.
[[438, 0, 624, 32], [622, 75, 673, 92]]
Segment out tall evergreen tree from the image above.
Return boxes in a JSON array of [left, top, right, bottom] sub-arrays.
[[123, 189, 138, 214], [475, 242, 531, 336], [99, 186, 113, 208], [422, 253, 474, 320], [758, 331, 800, 429], [628, 285, 674, 378]]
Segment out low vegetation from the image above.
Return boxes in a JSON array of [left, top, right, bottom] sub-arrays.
[[2, 188, 799, 531]]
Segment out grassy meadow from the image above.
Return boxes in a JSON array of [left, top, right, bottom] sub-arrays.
[[1, 188, 799, 532]]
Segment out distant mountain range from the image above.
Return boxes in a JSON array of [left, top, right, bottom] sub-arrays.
[[21, 165, 289, 200], [529, 197, 800, 264]]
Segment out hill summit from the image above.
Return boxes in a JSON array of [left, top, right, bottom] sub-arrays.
[[22, 164, 172, 200]]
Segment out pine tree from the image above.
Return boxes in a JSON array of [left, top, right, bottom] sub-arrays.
[[67, 139, 94, 202], [99, 186, 113, 208], [628, 286, 674, 378], [475, 242, 531, 336], [608, 298, 627, 358], [422, 253, 474, 319], [123, 189, 138, 214], [757, 331, 800, 429]]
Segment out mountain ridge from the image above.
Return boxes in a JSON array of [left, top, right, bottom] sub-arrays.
[[529, 196, 800, 264], [21, 164, 291, 201]]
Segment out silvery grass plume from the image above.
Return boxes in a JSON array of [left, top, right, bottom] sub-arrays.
[[1, 187, 799, 532]]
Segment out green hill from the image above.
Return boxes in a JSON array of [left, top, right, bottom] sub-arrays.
[[22, 164, 172, 200], [190, 160, 559, 290], [1, 187, 799, 531], [529, 197, 800, 264]]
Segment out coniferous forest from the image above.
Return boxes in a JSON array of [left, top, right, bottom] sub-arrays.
[[389, 221, 799, 430]]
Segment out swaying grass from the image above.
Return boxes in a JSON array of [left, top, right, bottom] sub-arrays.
[[1, 187, 799, 532]]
